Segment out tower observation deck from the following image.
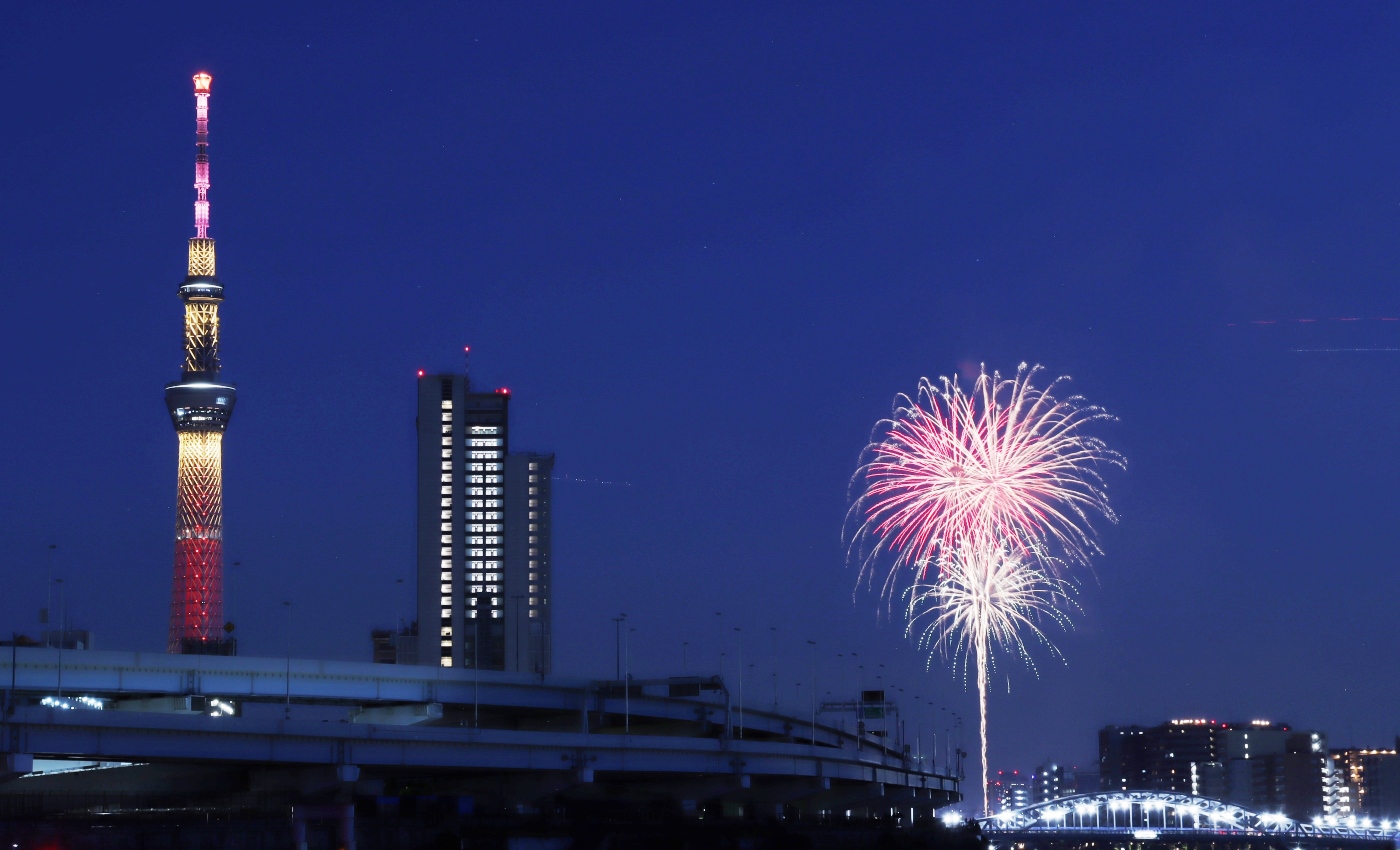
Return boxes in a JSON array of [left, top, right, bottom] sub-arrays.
[[164, 72, 236, 655]]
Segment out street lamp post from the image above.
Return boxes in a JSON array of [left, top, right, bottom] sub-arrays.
[[282, 601, 292, 719], [624, 626, 635, 734], [805, 640, 817, 742], [43, 544, 57, 647], [55, 578, 66, 698], [733, 627, 743, 739], [769, 626, 778, 710], [611, 614, 626, 680]]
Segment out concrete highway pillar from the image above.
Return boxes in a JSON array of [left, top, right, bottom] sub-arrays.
[[291, 806, 307, 850], [338, 801, 356, 850]]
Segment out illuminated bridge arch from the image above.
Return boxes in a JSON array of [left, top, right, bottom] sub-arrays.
[[982, 791, 1400, 842]]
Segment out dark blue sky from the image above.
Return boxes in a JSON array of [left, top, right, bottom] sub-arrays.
[[3, 3, 1399, 774]]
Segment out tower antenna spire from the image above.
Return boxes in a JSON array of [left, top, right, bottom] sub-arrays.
[[164, 72, 237, 655], [193, 72, 212, 239]]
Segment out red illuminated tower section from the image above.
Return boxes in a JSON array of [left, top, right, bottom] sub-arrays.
[[164, 72, 237, 654]]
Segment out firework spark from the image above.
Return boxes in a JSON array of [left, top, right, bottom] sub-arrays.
[[849, 363, 1121, 814], [908, 538, 1076, 814]]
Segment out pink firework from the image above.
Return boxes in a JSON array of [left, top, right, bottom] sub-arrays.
[[849, 363, 1123, 604]]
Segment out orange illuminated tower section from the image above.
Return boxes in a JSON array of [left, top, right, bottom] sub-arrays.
[[164, 72, 237, 654]]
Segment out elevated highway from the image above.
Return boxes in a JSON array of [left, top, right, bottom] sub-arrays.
[[0, 648, 956, 816]]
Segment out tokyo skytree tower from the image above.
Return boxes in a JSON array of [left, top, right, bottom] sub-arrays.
[[163, 72, 237, 654]]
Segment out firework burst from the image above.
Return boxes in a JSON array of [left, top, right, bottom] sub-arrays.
[[848, 363, 1121, 814], [849, 362, 1122, 604], [907, 538, 1076, 813]]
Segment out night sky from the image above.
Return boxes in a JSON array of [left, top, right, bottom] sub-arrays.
[[2, 3, 1399, 777]]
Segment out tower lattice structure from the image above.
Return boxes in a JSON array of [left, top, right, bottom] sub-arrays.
[[164, 72, 237, 654]]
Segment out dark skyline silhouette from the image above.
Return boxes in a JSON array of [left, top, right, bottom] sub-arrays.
[[2, 3, 1399, 772]]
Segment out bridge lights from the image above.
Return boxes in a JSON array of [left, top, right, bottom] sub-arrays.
[[941, 812, 964, 827]]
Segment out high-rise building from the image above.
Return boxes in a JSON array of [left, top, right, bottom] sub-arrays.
[[164, 73, 236, 655], [1033, 762, 1066, 804], [1100, 719, 1330, 818], [1331, 746, 1400, 819], [415, 361, 553, 673], [987, 770, 1032, 813]]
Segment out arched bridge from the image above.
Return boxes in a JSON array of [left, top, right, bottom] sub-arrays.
[[982, 791, 1400, 845]]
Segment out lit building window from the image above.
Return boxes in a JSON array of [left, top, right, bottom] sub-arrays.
[[440, 658, 452, 667], [469, 610, 478, 618], [440, 572, 451, 581], [440, 627, 451, 637], [491, 610, 501, 618], [440, 596, 451, 605], [440, 583, 451, 594], [439, 547, 451, 557]]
